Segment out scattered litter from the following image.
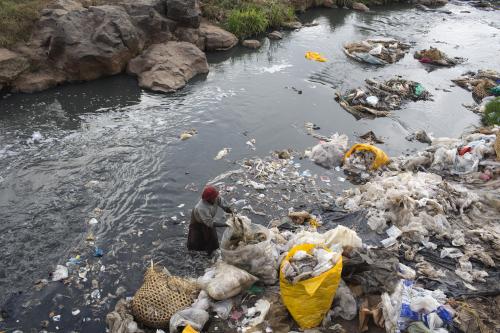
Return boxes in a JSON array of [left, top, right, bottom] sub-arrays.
[[214, 148, 231, 160], [343, 38, 410, 65], [246, 139, 256, 150], [52, 314, 61, 322], [453, 69, 500, 102], [52, 265, 69, 282], [305, 51, 327, 62], [414, 47, 465, 66], [88, 218, 99, 225], [72, 309, 80, 316], [94, 247, 104, 257], [180, 129, 197, 141], [336, 77, 431, 118]]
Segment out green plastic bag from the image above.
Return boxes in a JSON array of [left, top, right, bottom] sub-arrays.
[[414, 83, 425, 97]]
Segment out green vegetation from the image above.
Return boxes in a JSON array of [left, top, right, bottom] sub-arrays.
[[483, 97, 500, 126], [0, 0, 52, 48], [227, 7, 269, 38], [201, 0, 296, 38]]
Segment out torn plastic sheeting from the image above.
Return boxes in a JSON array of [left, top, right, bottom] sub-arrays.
[[331, 279, 357, 320], [244, 299, 271, 327], [52, 265, 69, 281], [286, 225, 362, 250], [212, 299, 233, 320], [169, 308, 208, 333]]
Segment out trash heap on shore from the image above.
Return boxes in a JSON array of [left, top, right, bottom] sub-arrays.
[[105, 125, 500, 333]]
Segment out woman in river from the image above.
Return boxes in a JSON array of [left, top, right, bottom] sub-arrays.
[[187, 185, 233, 255]]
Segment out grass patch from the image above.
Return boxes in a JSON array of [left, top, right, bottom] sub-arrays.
[[202, 0, 296, 38], [227, 6, 269, 38], [483, 97, 500, 126], [0, 0, 52, 48]]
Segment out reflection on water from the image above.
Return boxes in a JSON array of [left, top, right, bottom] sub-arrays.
[[0, 3, 499, 331]]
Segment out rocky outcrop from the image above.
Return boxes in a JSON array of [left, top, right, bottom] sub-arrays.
[[127, 42, 208, 93], [199, 21, 238, 51], [0, 0, 237, 94], [32, 5, 144, 82], [242, 40, 261, 49], [0, 49, 30, 90], [166, 0, 201, 28], [352, 2, 370, 11]]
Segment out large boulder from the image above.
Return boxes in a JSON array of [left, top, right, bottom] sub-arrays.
[[0, 49, 30, 87], [127, 41, 209, 93], [32, 5, 144, 82], [166, 0, 201, 28], [175, 27, 205, 50], [199, 22, 237, 51]]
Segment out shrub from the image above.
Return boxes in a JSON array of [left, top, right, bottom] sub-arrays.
[[0, 0, 51, 48], [482, 97, 500, 126], [226, 7, 268, 38], [265, 2, 295, 28]]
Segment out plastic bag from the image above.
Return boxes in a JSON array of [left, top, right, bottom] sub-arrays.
[[197, 261, 257, 300], [308, 133, 349, 169], [344, 143, 390, 170], [280, 243, 343, 329], [169, 308, 208, 333], [52, 265, 69, 281], [220, 216, 278, 285], [212, 299, 233, 320]]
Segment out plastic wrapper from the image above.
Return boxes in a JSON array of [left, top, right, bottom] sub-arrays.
[[169, 308, 208, 333]]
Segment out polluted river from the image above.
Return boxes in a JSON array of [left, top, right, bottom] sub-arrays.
[[1, 3, 499, 333]]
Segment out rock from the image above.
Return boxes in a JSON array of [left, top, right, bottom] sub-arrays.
[[33, 5, 144, 82], [166, 0, 201, 28], [290, 0, 318, 12], [268, 31, 283, 40], [352, 2, 370, 11], [13, 70, 66, 93], [282, 21, 302, 30], [242, 40, 261, 49], [199, 21, 237, 51], [175, 27, 204, 49], [47, 0, 84, 12], [323, 0, 335, 7], [0, 49, 30, 86], [121, 0, 175, 43], [416, 0, 448, 6], [127, 41, 209, 93]]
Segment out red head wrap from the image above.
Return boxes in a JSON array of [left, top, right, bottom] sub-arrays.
[[202, 186, 219, 202]]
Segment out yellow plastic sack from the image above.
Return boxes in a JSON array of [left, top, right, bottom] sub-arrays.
[[182, 325, 198, 333], [280, 243, 343, 329], [343, 143, 390, 170], [305, 51, 327, 62]]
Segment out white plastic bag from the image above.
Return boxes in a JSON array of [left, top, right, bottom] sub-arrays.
[[220, 216, 278, 285], [169, 308, 208, 333], [197, 262, 258, 300], [308, 133, 349, 169], [52, 265, 69, 281]]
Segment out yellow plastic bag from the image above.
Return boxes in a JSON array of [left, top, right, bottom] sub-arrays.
[[343, 143, 390, 170], [182, 325, 198, 333], [280, 243, 343, 329], [305, 51, 327, 62]]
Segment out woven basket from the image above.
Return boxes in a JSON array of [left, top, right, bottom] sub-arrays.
[[131, 264, 199, 328]]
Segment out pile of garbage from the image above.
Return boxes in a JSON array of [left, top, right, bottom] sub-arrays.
[[453, 69, 500, 102], [414, 47, 465, 66], [335, 77, 431, 118], [105, 126, 499, 333], [343, 38, 411, 65]]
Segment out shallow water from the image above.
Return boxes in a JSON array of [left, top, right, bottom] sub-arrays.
[[0, 2, 499, 331]]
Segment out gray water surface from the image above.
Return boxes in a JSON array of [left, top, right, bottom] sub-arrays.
[[1, 3, 499, 332]]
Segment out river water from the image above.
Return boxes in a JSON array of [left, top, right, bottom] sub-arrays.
[[1, 3, 499, 332]]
